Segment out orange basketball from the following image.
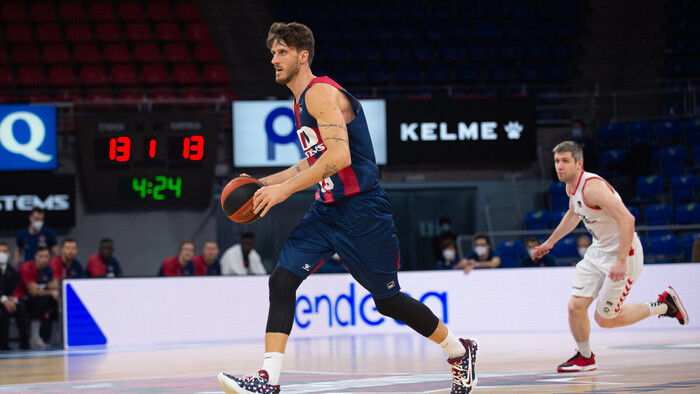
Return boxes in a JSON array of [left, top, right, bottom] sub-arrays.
[[220, 176, 264, 224]]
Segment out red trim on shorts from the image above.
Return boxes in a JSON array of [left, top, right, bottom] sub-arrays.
[[310, 258, 325, 275], [397, 251, 401, 270], [629, 247, 634, 256]]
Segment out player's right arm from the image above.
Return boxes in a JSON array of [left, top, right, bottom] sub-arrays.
[[534, 200, 581, 258], [259, 159, 311, 186]]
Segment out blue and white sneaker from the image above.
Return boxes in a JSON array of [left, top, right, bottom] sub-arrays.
[[447, 338, 479, 394], [217, 370, 281, 394]]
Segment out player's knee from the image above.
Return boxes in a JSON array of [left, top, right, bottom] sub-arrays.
[[374, 294, 399, 318], [594, 311, 617, 328], [268, 267, 303, 298], [567, 298, 587, 315]]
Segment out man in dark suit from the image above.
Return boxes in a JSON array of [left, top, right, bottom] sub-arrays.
[[0, 242, 29, 350]]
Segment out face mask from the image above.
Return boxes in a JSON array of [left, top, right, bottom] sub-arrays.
[[527, 248, 536, 259], [572, 128, 582, 138], [474, 246, 488, 256], [578, 247, 588, 258], [0, 252, 7, 267], [440, 223, 451, 233], [442, 249, 456, 261], [31, 220, 43, 231]]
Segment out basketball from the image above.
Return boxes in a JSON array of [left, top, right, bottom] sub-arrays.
[[220, 176, 264, 223]]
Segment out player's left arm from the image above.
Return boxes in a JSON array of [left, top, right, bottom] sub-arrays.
[[582, 179, 635, 281], [253, 84, 351, 217]]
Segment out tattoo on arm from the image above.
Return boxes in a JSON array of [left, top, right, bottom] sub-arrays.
[[322, 164, 339, 179], [318, 123, 348, 132], [325, 135, 348, 144], [294, 164, 302, 174]]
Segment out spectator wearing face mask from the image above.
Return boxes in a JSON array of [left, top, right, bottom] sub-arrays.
[[455, 234, 501, 274], [14, 208, 58, 267], [577, 235, 592, 258], [436, 239, 464, 270], [433, 217, 457, 261], [521, 237, 555, 267]]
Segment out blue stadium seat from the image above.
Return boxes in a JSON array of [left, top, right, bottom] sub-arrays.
[[629, 175, 663, 205], [495, 40, 520, 59], [364, 63, 391, 84], [338, 21, 367, 40], [497, 240, 526, 268], [670, 174, 698, 205], [628, 121, 653, 147], [552, 19, 579, 37], [648, 235, 681, 263], [431, 2, 454, 20], [524, 210, 552, 231], [455, 61, 482, 83], [659, 146, 686, 179], [481, 2, 507, 18], [487, 62, 514, 82], [553, 235, 579, 265], [447, 20, 472, 39], [378, 1, 405, 20], [394, 63, 422, 83], [420, 20, 447, 40], [467, 41, 493, 60], [455, 2, 479, 19], [351, 41, 378, 61], [681, 233, 700, 261], [686, 123, 700, 149], [409, 41, 436, 61], [326, 3, 350, 20], [638, 235, 649, 255], [654, 119, 682, 146], [438, 41, 464, 61], [322, 42, 349, 62], [517, 62, 540, 81], [352, 1, 378, 20], [599, 122, 627, 148], [309, 21, 338, 41], [552, 209, 567, 226], [542, 62, 568, 81], [393, 20, 421, 40], [335, 63, 363, 84], [406, 1, 428, 19], [550, 41, 574, 59], [380, 42, 406, 62], [300, 3, 326, 21], [426, 62, 451, 83], [502, 21, 526, 39], [627, 205, 641, 224], [645, 204, 673, 237], [521, 40, 547, 59], [600, 148, 627, 174], [549, 181, 569, 212], [366, 20, 393, 40], [474, 20, 502, 39], [508, 0, 532, 19], [529, 20, 552, 38], [689, 146, 700, 173], [675, 203, 700, 224]]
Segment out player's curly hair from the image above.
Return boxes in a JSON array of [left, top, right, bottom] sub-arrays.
[[267, 22, 315, 65], [553, 141, 584, 162]]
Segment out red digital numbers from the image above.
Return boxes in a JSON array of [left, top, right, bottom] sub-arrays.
[[109, 137, 131, 162], [183, 135, 204, 161], [148, 139, 157, 158]]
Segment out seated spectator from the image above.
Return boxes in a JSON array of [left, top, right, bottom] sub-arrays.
[[455, 234, 501, 274], [521, 237, 555, 267], [49, 238, 84, 279], [161, 241, 197, 276], [0, 242, 29, 350], [87, 238, 123, 278], [577, 235, 592, 258], [194, 241, 221, 275], [14, 208, 58, 266], [436, 239, 464, 270], [221, 232, 266, 275], [433, 216, 456, 260], [14, 246, 58, 350]]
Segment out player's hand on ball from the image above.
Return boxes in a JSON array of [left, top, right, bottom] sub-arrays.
[[253, 183, 292, 218]]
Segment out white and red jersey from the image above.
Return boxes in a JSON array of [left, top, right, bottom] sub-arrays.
[[568, 171, 635, 254]]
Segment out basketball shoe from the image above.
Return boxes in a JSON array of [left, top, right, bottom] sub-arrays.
[[216, 370, 280, 394], [657, 286, 689, 325], [447, 338, 479, 393], [557, 351, 596, 372]]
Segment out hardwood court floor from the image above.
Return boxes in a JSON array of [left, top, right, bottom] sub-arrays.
[[1, 328, 699, 393]]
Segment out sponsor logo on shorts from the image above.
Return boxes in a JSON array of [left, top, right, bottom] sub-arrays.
[[387, 281, 395, 290], [303, 264, 311, 272], [606, 301, 613, 306]]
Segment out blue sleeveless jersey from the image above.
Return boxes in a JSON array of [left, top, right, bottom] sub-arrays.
[[294, 76, 380, 203]]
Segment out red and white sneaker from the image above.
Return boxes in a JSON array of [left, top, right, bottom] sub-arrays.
[[217, 370, 280, 394], [557, 350, 597, 372], [658, 286, 689, 325]]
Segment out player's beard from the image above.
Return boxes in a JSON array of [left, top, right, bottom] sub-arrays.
[[275, 62, 300, 85]]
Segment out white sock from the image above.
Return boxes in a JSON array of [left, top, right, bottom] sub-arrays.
[[439, 330, 466, 359], [262, 352, 284, 385], [647, 301, 668, 316], [577, 341, 592, 358]]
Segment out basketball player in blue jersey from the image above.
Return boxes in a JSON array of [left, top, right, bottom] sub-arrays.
[[217, 22, 478, 394]]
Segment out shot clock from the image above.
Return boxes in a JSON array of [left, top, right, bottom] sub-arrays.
[[77, 113, 218, 211]]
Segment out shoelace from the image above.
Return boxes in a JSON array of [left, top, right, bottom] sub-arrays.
[[241, 373, 263, 383], [564, 353, 583, 364], [450, 362, 469, 385]]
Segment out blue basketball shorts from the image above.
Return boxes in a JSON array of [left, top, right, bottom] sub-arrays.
[[277, 186, 401, 299]]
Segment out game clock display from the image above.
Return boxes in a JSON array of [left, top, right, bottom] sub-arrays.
[[77, 113, 219, 211]]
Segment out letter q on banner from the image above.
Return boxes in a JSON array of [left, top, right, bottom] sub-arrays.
[[0, 105, 57, 171]]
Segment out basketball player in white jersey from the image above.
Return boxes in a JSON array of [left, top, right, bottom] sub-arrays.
[[534, 141, 689, 372]]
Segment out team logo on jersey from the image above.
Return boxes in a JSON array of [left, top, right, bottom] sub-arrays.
[[577, 201, 582, 207]]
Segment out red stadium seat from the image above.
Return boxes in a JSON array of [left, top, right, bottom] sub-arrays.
[[74, 44, 101, 64], [104, 44, 130, 63], [96, 23, 122, 42], [0, 94, 20, 103], [0, 47, 7, 65], [148, 3, 173, 21], [43, 45, 70, 64], [0, 68, 14, 88], [54, 92, 83, 103], [49, 66, 77, 87], [117, 91, 145, 107], [30, 3, 56, 22], [118, 3, 144, 21], [66, 24, 92, 43], [6, 25, 33, 43], [86, 92, 115, 108], [164, 44, 191, 63], [18, 67, 45, 87], [173, 64, 200, 85], [176, 3, 202, 21], [149, 90, 176, 106], [80, 65, 108, 86], [59, 3, 85, 22], [110, 65, 139, 86], [185, 23, 211, 42], [36, 24, 63, 43], [141, 65, 170, 85], [25, 93, 52, 103], [12, 45, 40, 64], [89, 3, 115, 22], [212, 91, 239, 101], [180, 91, 208, 107], [155, 23, 181, 42], [125, 23, 152, 41], [2, 4, 27, 23], [203, 64, 231, 85], [133, 43, 160, 63], [194, 43, 221, 63]]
